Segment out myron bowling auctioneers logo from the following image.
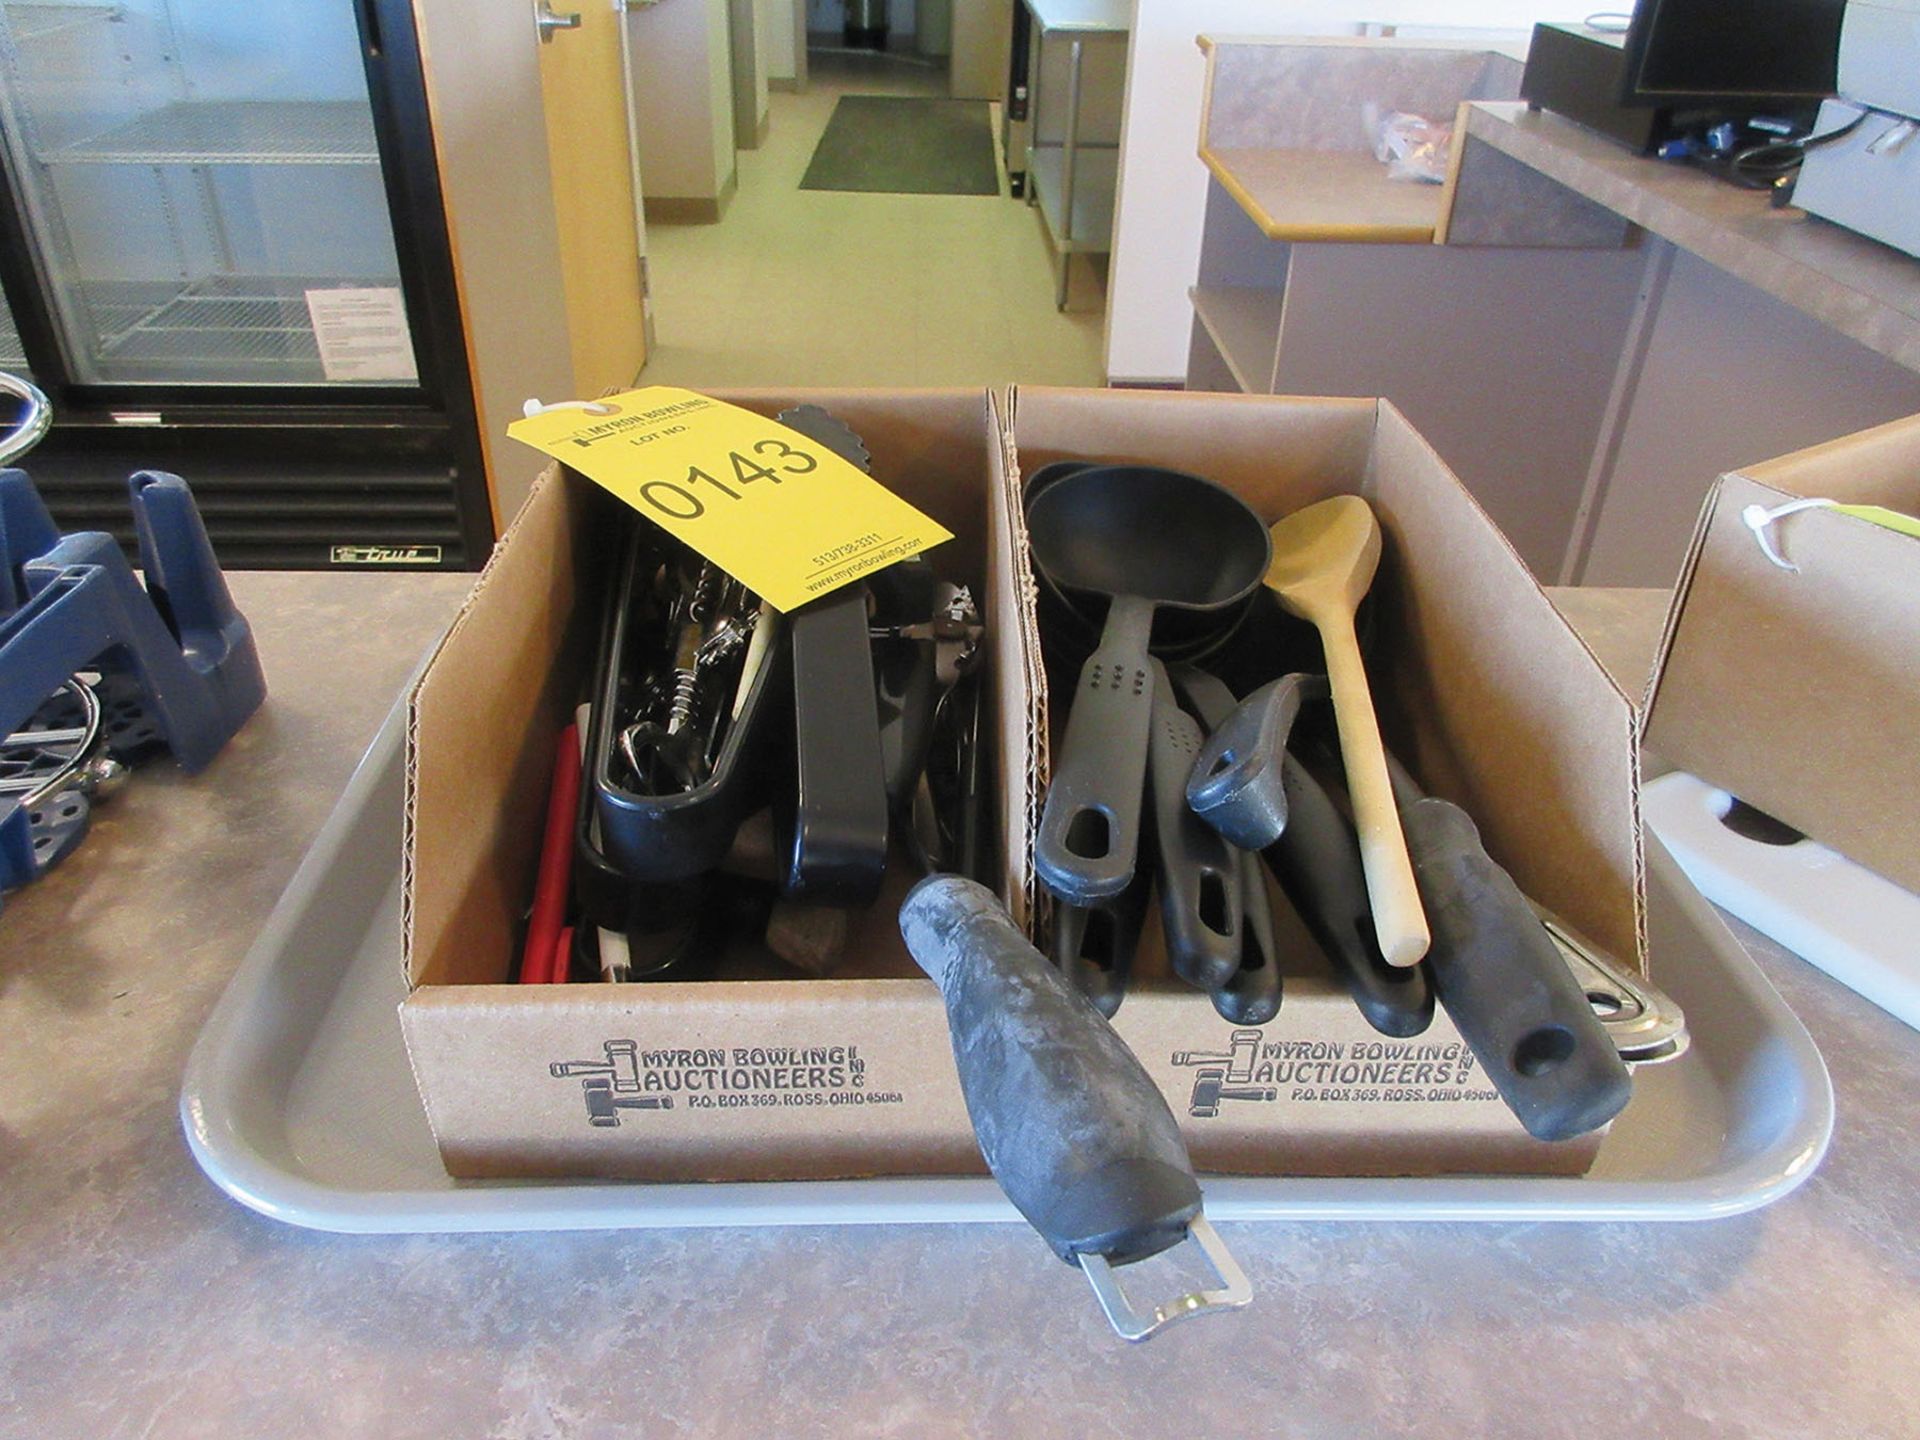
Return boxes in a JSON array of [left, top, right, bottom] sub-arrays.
[[1171, 1028, 1484, 1117], [546, 1039, 898, 1128], [548, 1041, 672, 1128]]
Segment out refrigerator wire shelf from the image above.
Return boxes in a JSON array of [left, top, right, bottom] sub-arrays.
[[40, 99, 379, 166], [87, 275, 402, 373], [0, 1, 120, 44], [0, 302, 26, 370]]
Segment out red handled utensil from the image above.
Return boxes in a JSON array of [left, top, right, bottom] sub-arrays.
[[521, 722, 582, 984]]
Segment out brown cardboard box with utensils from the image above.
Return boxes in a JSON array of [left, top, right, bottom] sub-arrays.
[[1646, 413, 1920, 896], [397, 386, 1644, 1184]]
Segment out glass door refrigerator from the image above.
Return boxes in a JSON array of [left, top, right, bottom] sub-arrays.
[[0, 281, 27, 379], [0, 0, 491, 567]]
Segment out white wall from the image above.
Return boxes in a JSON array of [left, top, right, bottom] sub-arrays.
[[1105, 1, 1586, 384], [739, 0, 771, 134], [756, 10, 772, 120], [708, 0, 737, 187], [762, 0, 796, 82], [630, 0, 736, 200], [951, 0, 1010, 99]]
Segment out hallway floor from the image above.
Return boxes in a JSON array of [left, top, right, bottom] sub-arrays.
[[637, 50, 1108, 390]]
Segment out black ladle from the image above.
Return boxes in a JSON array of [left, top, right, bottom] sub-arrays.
[[1028, 466, 1271, 906], [1026, 462, 1256, 665]]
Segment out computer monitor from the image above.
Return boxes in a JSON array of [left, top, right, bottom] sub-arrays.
[[1618, 0, 1846, 109]]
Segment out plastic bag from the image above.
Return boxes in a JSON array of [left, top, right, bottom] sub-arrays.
[[1361, 102, 1453, 185]]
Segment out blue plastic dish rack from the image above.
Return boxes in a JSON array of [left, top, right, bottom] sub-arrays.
[[0, 467, 264, 914]]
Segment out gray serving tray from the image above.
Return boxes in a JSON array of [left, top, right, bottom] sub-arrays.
[[182, 702, 1834, 1232]]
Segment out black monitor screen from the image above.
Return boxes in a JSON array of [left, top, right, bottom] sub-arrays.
[[1621, 0, 1844, 103]]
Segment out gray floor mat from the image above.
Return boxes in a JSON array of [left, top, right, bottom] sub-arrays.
[[799, 95, 999, 196]]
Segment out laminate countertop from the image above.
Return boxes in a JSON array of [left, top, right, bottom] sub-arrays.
[[1452, 103, 1920, 374], [3, 574, 1915, 1439]]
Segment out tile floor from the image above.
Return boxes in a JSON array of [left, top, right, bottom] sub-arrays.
[[636, 51, 1108, 390]]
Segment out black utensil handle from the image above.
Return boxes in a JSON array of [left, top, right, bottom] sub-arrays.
[[876, 621, 940, 814], [1270, 751, 1435, 1039], [1185, 674, 1319, 852], [786, 582, 890, 906], [1147, 661, 1243, 991], [1208, 848, 1282, 1026], [1052, 867, 1152, 1019], [1403, 796, 1632, 1142], [901, 875, 1202, 1267], [1035, 593, 1156, 905], [1170, 664, 1431, 1039]]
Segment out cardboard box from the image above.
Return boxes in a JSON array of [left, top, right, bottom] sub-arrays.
[[399, 387, 1644, 1184], [1010, 389, 1642, 1177], [1646, 413, 1920, 895]]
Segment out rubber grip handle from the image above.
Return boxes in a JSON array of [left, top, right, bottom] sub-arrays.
[[1146, 661, 1242, 991], [901, 874, 1202, 1266], [1402, 797, 1633, 1142], [1034, 595, 1155, 906]]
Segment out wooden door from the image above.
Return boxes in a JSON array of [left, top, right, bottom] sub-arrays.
[[537, 0, 650, 393], [411, 0, 575, 528]]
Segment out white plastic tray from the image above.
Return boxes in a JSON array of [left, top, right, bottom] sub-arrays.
[[182, 705, 1834, 1232], [1646, 771, 1920, 1034]]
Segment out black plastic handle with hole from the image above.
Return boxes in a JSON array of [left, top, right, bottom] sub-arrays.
[[1185, 673, 1320, 851], [1401, 795, 1632, 1142], [1170, 665, 1432, 1039], [1145, 661, 1243, 991], [1208, 847, 1282, 1026], [901, 874, 1202, 1266], [1053, 867, 1152, 1019], [1271, 750, 1434, 1038], [1033, 594, 1156, 906]]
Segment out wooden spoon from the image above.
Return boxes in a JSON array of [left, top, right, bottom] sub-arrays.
[[1264, 496, 1429, 967]]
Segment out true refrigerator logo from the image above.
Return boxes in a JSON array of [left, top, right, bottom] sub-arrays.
[[329, 543, 443, 566], [1171, 1031, 1484, 1116]]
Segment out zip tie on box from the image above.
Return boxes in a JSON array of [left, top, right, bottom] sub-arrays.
[[1741, 497, 1836, 573], [1866, 117, 1918, 158], [522, 397, 618, 418]]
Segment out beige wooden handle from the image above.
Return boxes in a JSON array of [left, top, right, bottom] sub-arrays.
[[1321, 615, 1430, 967]]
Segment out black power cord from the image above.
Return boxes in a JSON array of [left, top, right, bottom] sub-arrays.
[[1667, 110, 1870, 200], [1728, 110, 1869, 190]]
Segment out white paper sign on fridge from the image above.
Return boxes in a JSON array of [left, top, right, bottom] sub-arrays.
[[304, 286, 420, 383]]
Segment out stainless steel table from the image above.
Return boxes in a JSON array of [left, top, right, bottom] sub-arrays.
[[1014, 0, 1128, 310], [3, 574, 1917, 1438]]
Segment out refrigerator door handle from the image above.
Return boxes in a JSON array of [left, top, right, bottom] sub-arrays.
[[0, 373, 51, 466]]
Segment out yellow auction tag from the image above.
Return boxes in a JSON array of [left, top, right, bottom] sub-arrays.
[[1834, 503, 1920, 541], [508, 387, 952, 612]]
